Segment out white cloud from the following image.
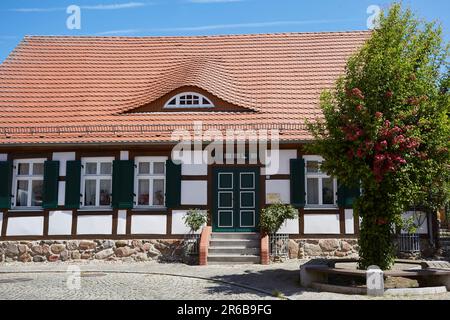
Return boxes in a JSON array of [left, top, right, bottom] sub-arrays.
[[9, 7, 64, 12], [187, 0, 244, 3], [95, 18, 360, 36], [95, 29, 143, 35], [81, 2, 147, 10], [153, 19, 359, 32], [9, 2, 148, 13]]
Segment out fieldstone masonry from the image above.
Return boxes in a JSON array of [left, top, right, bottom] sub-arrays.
[[0, 240, 195, 264], [289, 239, 360, 259]]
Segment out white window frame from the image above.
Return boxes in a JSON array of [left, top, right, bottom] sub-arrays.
[[12, 158, 46, 209], [303, 155, 337, 208], [164, 92, 214, 109], [134, 156, 167, 208], [80, 157, 114, 209]]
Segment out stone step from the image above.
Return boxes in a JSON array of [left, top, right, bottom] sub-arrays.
[[209, 246, 260, 255], [210, 232, 260, 240], [207, 254, 261, 264], [209, 239, 260, 248]]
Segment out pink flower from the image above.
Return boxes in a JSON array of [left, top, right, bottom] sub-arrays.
[[356, 147, 365, 158], [356, 104, 364, 112], [385, 91, 393, 99], [351, 88, 365, 100], [375, 112, 383, 119]]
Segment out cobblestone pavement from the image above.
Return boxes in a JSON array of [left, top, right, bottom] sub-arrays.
[[0, 260, 449, 300]]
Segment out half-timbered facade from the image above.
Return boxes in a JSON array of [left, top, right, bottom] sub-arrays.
[[0, 32, 433, 263]]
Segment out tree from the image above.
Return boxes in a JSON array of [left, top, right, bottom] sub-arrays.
[[307, 3, 449, 270]]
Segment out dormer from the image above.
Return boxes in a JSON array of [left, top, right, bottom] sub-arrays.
[[164, 92, 214, 109], [124, 86, 254, 114]]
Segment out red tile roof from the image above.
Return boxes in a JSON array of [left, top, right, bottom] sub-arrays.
[[0, 31, 371, 145]]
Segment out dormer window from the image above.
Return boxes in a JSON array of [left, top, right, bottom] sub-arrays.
[[164, 92, 214, 109]]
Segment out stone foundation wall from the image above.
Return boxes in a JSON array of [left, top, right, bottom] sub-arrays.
[[288, 239, 359, 259], [0, 239, 196, 264], [289, 238, 436, 260]]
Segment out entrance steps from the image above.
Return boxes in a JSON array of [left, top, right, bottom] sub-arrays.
[[207, 233, 260, 264]]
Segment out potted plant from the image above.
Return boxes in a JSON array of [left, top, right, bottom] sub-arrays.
[[182, 209, 208, 255], [259, 202, 297, 260]]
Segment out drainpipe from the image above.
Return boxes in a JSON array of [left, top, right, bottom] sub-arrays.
[[427, 211, 435, 248]]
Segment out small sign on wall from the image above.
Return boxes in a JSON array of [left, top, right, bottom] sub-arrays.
[[267, 193, 281, 204]]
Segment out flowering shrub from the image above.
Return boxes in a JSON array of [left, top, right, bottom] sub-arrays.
[[308, 3, 449, 269]]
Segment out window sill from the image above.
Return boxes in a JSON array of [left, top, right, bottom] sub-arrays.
[[304, 206, 338, 210], [8, 208, 43, 212], [132, 207, 167, 212], [78, 208, 114, 212]]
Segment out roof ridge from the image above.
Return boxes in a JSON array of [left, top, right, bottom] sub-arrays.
[[23, 30, 371, 41]]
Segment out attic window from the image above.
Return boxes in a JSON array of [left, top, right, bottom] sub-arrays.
[[164, 92, 214, 109]]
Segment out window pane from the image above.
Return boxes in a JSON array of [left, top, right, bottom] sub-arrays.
[[306, 161, 319, 173], [153, 162, 165, 174], [322, 178, 334, 205], [31, 180, 43, 206], [100, 162, 112, 175], [168, 98, 176, 105], [99, 179, 112, 206], [16, 180, 29, 206], [138, 179, 150, 205], [17, 163, 29, 176], [85, 163, 97, 175], [84, 180, 97, 206], [202, 98, 210, 105], [138, 162, 150, 175], [307, 178, 319, 204], [153, 179, 165, 206], [32, 163, 44, 176]]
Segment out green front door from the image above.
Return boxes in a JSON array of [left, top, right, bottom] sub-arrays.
[[212, 167, 260, 232]]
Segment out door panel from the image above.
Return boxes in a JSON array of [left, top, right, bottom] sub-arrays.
[[213, 167, 259, 232]]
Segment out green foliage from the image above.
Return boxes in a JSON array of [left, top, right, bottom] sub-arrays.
[[259, 203, 297, 234], [307, 3, 449, 270], [402, 216, 419, 234], [183, 209, 208, 232]]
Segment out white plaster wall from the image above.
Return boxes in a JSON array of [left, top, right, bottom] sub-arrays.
[[57, 181, 66, 206], [277, 217, 299, 234], [402, 211, 428, 234], [48, 211, 72, 235], [0, 154, 7, 161], [304, 214, 340, 234], [265, 180, 290, 204], [77, 215, 112, 235], [52, 152, 76, 176], [131, 215, 166, 234], [181, 181, 208, 205], [172, 210, 205, 234], [344, 209, 355, 234], [0, 213, 3, 234], [181, 150, 207, 175], [120, 151, 129, 160], [6, 216, 44, 236], [117, 210, 127, 235], [262, 149, 297, 175]]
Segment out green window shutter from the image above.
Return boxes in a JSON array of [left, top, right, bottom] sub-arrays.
[[65, 160, 81, 209], [112, 160, 135, 209], [337, 182, 360, 208], [165, 160, 181, 208], [0, 161, 13, 209], [42, 160, 60, 209], [290, 158, 305, 208]]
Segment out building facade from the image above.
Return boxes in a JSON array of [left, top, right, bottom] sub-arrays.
[[0, 32, 432, 263]]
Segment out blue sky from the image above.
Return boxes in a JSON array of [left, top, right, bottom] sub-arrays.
[[0, 0, 448, 62]]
